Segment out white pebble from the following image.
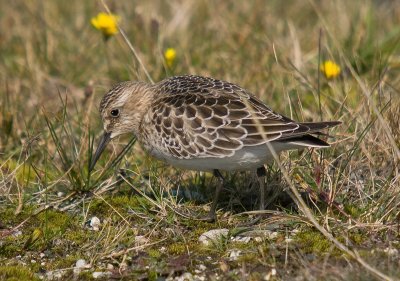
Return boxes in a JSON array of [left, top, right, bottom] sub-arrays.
[[264, 268, 277, 280], [73, 259, 88, 275], [13, 230, 22, 237], [176, 272, 194, 281], [46, 270, 64, 280], [107, 263, 114, 270], [384, 247, 398, 257], [75, 259, 87, 268], [229, 250, 241, 261], [232, 236, 251, 243], [89, 217, 101, 231], [198, 229, 229, 246], [93, 272, 110, 279], [135, 235, 149, 246]]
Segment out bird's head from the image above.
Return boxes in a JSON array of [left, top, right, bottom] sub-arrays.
[[90, 81, 152, 171]]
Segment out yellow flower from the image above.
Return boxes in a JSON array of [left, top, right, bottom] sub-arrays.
[[320, 60, 341, 79], [164, 48, 177, 67], [91, 12, 120, 39], [24, 228, 43, 249]]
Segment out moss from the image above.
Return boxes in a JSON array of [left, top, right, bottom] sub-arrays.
[[3, 160, 36, 186], [37, 209, 72, 234], [248, 272, 264, 281], [191, 226, 213, 237], [0, 205, 36, 226], [0, 209, 34, 257], [147, 270, 158, 281], [0, 243, 21, 258], [349, 232, 365, 245], [295, 230, 332, 254], [77, 270, 95, 280], [167, 242, 186, 255], [63, 228, 90, 245], [88, 195, 149, 216], [147, 248, 162, 259], [0, 265, 40, 281], [49, 254, 80, 270], [344, 205, 364, 217], [0, 208, 15, 226]]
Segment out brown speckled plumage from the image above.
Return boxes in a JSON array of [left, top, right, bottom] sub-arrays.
[[92, 75, 340, 221], [137, 75, 339, 161]]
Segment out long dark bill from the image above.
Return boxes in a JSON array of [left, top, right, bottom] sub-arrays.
[[89, 132, 111, 172]]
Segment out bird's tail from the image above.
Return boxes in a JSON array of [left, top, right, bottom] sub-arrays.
[[298, 121, 342, 132], [279, 121, 341, 148]]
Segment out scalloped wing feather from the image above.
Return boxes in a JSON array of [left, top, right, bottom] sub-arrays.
[[141, 75, 339, 160]]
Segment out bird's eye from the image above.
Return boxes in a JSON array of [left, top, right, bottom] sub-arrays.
[[110, 109, 120, 117]]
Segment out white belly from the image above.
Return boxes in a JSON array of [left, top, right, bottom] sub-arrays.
[[152, 143, 292, 172]]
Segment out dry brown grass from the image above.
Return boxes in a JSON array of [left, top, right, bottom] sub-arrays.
[[0, 1, 399, 280]]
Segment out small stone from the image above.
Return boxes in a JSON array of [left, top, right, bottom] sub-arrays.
[[89, 217, 101, 231], [196, 275, 206, 281], [176, 272, 194, 281], [57, 191, 65, 197], [198, 229, 229, 246], [232, 236, 251, 243], [13, 230, 22, 237], [384, 247, 398, 257], [93, 272, 110, 279], [47, 270, 64, 280], [73, 259, 88, 275], [75, 259, 87, 268], [39, 252, 46, 258], [31, 259, 36, 263], [106, 263, 114, 270], [264, 268, 277, 280], [219, 260, 229, 272], [269, 232, 278, 239], [285, 237, 293, 243], [135, 235, 149, 246], [198, 264, 206, 271], [239, 229, 278, 239], [54, 271, 63, 279], [229, 250, 241, 261]]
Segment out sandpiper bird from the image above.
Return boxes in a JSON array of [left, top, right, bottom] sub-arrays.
[[90, 75, 340, 221]]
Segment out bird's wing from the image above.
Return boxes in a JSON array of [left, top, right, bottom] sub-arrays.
[[148, 75, 333, 159]]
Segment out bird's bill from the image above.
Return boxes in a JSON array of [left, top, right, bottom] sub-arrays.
[[90, 132, 111, 171]]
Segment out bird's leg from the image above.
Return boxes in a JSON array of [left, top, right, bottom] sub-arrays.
[[242, 166, 267, 226], [202, 169, 224, 222], [257, 166, 267, 211]]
